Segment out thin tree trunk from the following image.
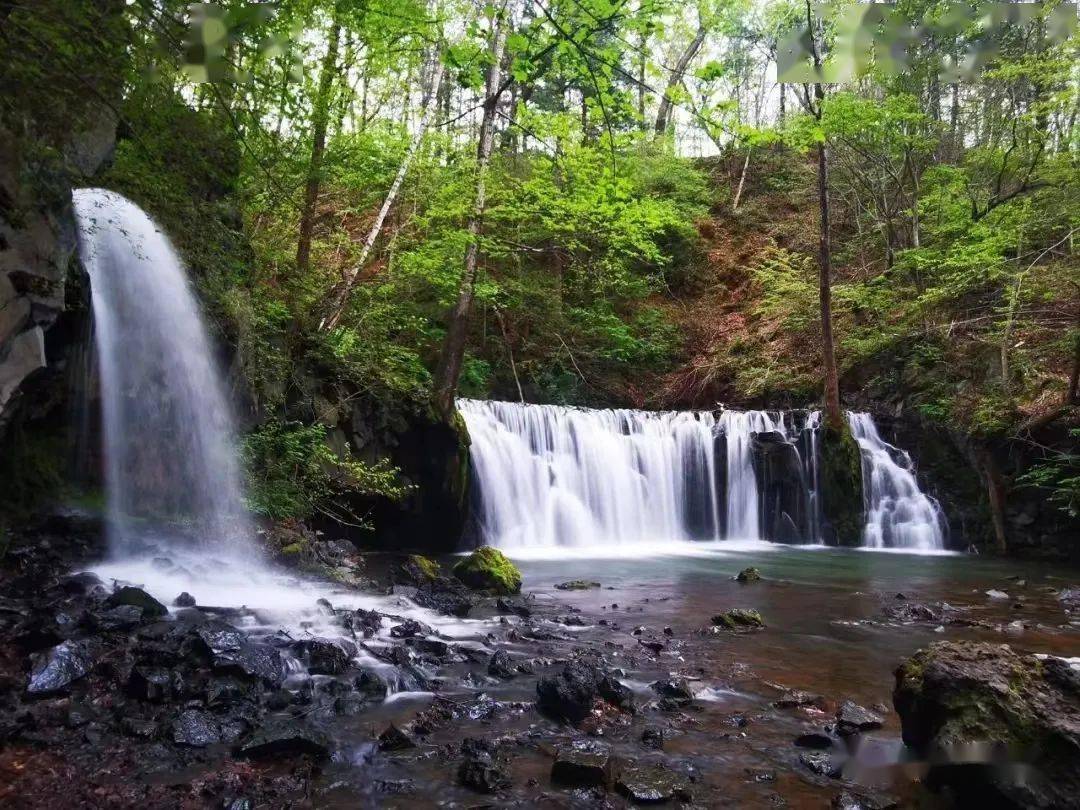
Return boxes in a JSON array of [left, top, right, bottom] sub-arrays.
[[296, 11, 343, 275], [778, 82, 786, 122], [818, 140, 842, 429], [977, 447, 1009, 554], [320, 54, 446, 331], [637, 29, 648, 130], [732, 148, 752, 212], [433, 6, 510, 418], [654, 24, 706, 136]]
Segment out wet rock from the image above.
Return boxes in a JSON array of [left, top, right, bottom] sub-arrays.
[[615, 766, 691, 804], [393, 554, 443, 586], [881, 601, 939, 623], [98, 604, 145, 630], [774, 689, 827, 710], [172, 709, 221, 747], [835, 700, 883, 737], [293, 638, 351, 675], [265, 689, 293, 711], [378, 722, 416, 751], [107, 586, 167, 618], [555, 580, 601, 591], [406, 637, 450, 658], [736, 567, 762, 583], [794, 730, 835, 749], [452, 547, 522, 595], [598, 675, 634, 712], [832, 791, 900, 809], [174, 592, 196, 607], [536, 657, 605, 722], [239, 723, 331, 760], [413, 698, 458, 735], [355, 669, 389, 700], [641, 727, 666, 750], [342, 608, 382, 637], [1058, 588, 1080, 611], [410, 579, 474, 617], [551, 747, 611, 787], [121, 717, 157, 739], [894, 641, 1080, 808], [638, 639, 665, 654], [496, 597, 531, 617], [488, 649, 518, 679], [711, 609, 765, 631], [27, 640, 93, 695], [195, 619, 246, 656], [390, 618, 432, 639], [127, 666, 172, 702], [650, 678, 695, 707], [215, 642, 285, 688], [799, 750, 840, 777], [985, 589, 1009, 600], [457, 737, 511, 793]]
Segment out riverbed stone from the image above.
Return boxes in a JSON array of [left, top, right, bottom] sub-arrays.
[[457, 737, 511, 793], [172, 709, 221, 747], [551, 747, 611, 787], [537, 657, 606, 722], [378, 722, 416, 751], [736, 567, 762, 583], [555, 580, 601, 590], [835, 700, 883, 736], [452, 547, 521, 595], [488, 649, 518, 679], [26, 640, 94, 695], [293, 638, 351, 675], [239, 723, 331, 760], [711, 608, 765, 631], [650, 677, 695, 708], [894, 641, 1080, 808], [107, 586, 167, 618], [615, 766, 691, 804]]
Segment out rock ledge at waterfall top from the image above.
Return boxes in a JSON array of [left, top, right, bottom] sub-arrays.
[[894, 640, 1080, 809]]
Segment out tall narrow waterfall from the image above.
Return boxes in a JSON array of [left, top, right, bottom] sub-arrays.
[[461, 399, 947, 552], [848, 413, 946, 551], [74, 189, 253, 555]]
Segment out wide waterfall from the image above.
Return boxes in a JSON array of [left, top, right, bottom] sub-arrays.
[[460, 399, 946, 552], [74, 189, 253, 555], [848, 412, 946, 551]]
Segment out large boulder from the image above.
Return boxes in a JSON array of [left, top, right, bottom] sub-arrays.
[[818, 423, 864, 546], [752, 431, 811, 543], [452, 547, 521, 595], [894, 641, 1080, 808]]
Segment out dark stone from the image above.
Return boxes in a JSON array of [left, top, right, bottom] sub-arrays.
[[107, 586, 167, 618], [378, 723, 416, 751], [127, 666, 172, 702], [496, 597, 531, 618], [342, 608, 382, 637], [172, 709, 221, 747], [800, 750, 840, 777], [488, 649, 518, 679], [411, 579, 474, 618], [832, 791, 901, 810], [641, 727, 666, 750], [27, 640, 93, 695], [239, 723, 331, 760], [457, 737, 511, 793], [195, 620, 246, 656], [774, 689, 827, 710], [818, 424, 864, 547], [174, 592, 196, 607], [736, 567, 763, 583], [551, 748, 611, 787], [555, 580, 601, 591], [711, 609, 765, 630], [406, 637, 450, 658], [206, 675, 258, 707], [355, 669, 389, 700], [650, 678, 695, 707], [882, 602, 940, 623], [894, 641, 1080, 809], [536, 657, 605, 722], [835, 700, 883, 737], [615, 766, 691, 804], [265, 689, 293, 710], [121, 717, 157, 739], [794, 730, 835, 749], [752, 431, 812, 544], [390, 618, 432, 639], [598, 675, 635, 711], [392, 554, 442, 586], [215, 643, 285, 688], [293, 638, 351, 675], [98, 605, 145, 630]]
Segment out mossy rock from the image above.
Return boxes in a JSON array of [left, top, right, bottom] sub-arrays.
[[452, 547, 522, 595], [555, 580, 601, 591], [736, 567, 762, 583], [819, 422, 864, 546], [711, 608, 765, 630], [395, 554, 443, 586]]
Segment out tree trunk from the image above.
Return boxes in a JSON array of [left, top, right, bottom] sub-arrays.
[[977, 447, 1009, 554], [732, 148, 751, 212], [637, 29, 648, 130], [778, 82, 786, 122], [432, 7, 509, 418], [320, 54, 446, 331], [296, 11, 343, 275], [654, 25, 706, 136]]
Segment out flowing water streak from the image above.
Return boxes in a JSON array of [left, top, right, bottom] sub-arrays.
[[74, 189, 253, 555], [719, 409, 790, 540], [847, 412, 946, 550]]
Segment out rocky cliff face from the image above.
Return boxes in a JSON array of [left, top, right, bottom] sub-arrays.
[[0, 110, 116, 435]]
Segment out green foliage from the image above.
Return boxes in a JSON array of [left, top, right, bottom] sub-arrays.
[[242, 421, 410, 525], [452, 546, 522, 595], [1016, 430, 1080, 518]]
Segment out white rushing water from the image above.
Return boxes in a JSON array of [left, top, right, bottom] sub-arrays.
[[848, 412, 947, 551], [461, 399, 947, 552], [75, 189, 253, 555]]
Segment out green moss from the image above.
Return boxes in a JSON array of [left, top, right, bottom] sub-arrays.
[[711, 608, 766, 630], [819, 422, 864, 546], [452, 546, 522, 595], [405, 554, 442, 584], [736, 567, 762, 583], [280, 542, 307, 557]]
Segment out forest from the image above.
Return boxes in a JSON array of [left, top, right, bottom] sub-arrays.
[[0, 0, 1078, 807]]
